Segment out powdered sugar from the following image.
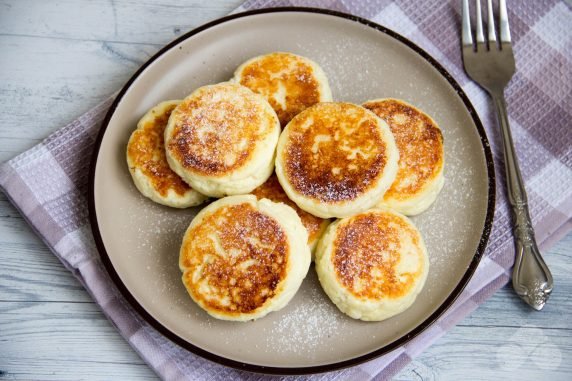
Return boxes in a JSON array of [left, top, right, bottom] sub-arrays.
[[263, 271, 349, 356], [106, 22, 492, 365]]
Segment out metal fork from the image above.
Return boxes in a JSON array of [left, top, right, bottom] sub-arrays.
[[461, 0, 553, 310]]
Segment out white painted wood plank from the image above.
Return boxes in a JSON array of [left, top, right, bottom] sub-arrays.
[[0, 193, 91, 302], [0, 137, 42, 164], [0, 301, 158, 380], [397, 325, 572, 381], [0, 0, 241, 163], [0, 0, 244, 45], [0, 244, 91, 303], [460, 242, 571, 330], [0, 35, 156, 147]]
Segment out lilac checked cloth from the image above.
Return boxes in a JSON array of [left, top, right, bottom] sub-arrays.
[[1, 0, 571, 379]]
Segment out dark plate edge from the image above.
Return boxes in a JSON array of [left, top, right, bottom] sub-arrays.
[[88, 6, 496, 376]]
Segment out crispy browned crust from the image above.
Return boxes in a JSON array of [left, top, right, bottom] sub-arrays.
[[363, 99, 444, 201], [238, 53, 323, 126], [167, 84, 276, 177], [180, 203, 289, 315], [251, 174, 328, 245], [281, 102, 388, 203], [332, 211, 424, 300], [127, 103, 191, 196]]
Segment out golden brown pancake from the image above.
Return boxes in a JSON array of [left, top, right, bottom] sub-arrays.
[[275, 102, 399, 218], [251, 174, 330, 254], [315, 207, 429, 321], [363, 98, 444, 215], [126, 100, 207, 208], [233, 52, 332, 126], [179, 195, 311, 321], [164, 83, 280, 197]]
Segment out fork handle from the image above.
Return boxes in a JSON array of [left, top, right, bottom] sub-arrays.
[[492, 93, 554, 310]]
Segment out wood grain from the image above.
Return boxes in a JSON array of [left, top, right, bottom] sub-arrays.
[[0, 0, 240, 44], [0, 35, 157, 162], [0, 1, 570, 380], [1, 302, 156, 380]]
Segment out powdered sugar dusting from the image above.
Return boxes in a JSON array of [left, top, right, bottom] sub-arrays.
[[292, 34, 489, 308], [263, 271, 350, 357], [411, 124, 487, 306], [119, 190, 201, 306], [108, 19, 492, 366]]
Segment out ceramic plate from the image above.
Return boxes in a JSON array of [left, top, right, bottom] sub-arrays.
[[89, 8, 495, 374]]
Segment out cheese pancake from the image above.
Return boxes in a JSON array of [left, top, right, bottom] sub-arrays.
[[275, 102, 399, 218], [126, 101, 207, 208], [164, 83, 280, 197], [315, 208, 429, 321], [251, 174, 330, 256], [363, 99, 444, 215], [179, 195, 311, 321], [233, 52, 332, 126]]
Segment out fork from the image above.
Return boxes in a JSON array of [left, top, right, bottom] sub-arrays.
[[461, 0, 553, 310]]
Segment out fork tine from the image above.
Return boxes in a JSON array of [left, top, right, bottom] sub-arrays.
[[475, 0, 485, 49], [462, 0, 473, 47], [499, 0, 511, 43], [487, 0, 497, 44]]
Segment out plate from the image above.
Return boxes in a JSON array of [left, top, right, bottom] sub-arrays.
[[89, 8, 495, 374]]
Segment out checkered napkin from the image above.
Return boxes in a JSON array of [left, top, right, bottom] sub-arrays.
[[1, 0, 570, 379]]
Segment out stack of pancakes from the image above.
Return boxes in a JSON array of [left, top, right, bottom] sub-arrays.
[[126, 52, 444, 322]]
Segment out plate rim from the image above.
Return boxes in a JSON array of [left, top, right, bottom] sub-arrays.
[[88, 6, 496, 375]]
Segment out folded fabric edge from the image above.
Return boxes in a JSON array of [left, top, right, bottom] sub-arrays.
[[0, 164, 81, 277]]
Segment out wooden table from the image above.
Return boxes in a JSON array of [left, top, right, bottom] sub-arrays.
[[0, 1, 570, 379]]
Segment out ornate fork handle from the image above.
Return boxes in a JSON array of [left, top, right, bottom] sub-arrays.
[[492, 93, 554, 310]]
